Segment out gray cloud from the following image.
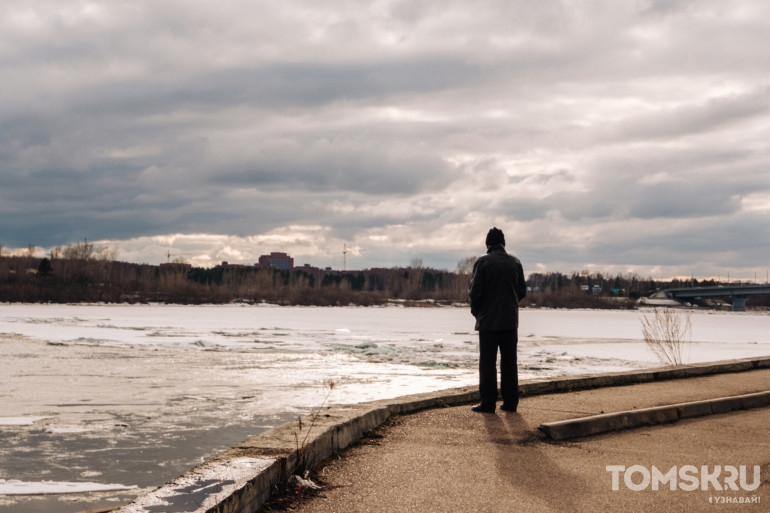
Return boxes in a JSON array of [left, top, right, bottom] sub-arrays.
[[217, 141, 454, 195], [1, 0, 769, 279], [599, 88, 770, 145]]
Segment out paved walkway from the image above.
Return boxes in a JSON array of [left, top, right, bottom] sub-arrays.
[[276, 368, 770, 512]]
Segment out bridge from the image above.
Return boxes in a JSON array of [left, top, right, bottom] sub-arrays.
[[664, 285, 770, 311]]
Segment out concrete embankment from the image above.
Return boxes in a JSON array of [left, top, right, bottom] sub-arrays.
[[113, 356, 770, 513]]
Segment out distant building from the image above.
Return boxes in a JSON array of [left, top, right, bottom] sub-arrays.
[[220, 261, 247, 269], [258, 252, 294, 270]]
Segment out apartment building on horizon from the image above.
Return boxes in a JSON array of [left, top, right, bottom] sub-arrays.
[[257, 252, 294, 270]]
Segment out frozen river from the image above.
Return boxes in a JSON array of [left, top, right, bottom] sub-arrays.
[[1, 303, 768, 512]]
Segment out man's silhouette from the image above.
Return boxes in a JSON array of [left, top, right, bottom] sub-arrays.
[[468, 227, 526, 413]]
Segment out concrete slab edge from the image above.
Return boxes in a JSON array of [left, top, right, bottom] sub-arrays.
[[113, 356, 770, 513], [539, 391, 770, 441]]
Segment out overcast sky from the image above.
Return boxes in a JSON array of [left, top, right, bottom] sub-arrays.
[[2, 0, 769, 279]]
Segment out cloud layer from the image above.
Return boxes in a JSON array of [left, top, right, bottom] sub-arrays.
[[2, 0, 769, 279]]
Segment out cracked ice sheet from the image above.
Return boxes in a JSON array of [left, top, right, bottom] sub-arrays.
[[1, 304, 768, 513]]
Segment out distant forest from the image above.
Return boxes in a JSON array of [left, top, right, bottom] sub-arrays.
[[1, 242, 767, 308]]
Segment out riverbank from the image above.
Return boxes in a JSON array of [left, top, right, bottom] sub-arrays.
[[112, 356, 770, 513]]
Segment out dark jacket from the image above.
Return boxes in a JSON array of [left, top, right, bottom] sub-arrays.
[[468, 245, 526, 331]]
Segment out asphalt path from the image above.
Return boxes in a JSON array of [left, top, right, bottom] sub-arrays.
[[277, 368, 770, 512]]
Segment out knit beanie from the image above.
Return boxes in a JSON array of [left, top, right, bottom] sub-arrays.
[[485, 227, 505, 247]]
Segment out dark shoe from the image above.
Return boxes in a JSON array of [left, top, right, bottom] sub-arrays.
[[471, 403, 496, 413], [500, 403, 517, 412]]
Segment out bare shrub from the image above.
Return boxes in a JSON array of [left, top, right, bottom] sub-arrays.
[[641, 307, 692, 365], [293, 380, 336, 473]]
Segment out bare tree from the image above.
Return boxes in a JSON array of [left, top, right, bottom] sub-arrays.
[[456, 256, 478, 275], [97, 246, 119, 261], [63, 239, 95, 260]]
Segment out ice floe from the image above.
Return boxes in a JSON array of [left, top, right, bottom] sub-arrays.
[[0, 479, 137, 495]]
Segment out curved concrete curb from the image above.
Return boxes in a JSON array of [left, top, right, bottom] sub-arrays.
[[114, 356, 770, 513], [539, 390, 770, 441]]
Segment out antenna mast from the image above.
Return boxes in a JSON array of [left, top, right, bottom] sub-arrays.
[[342, 244, 365, 271]]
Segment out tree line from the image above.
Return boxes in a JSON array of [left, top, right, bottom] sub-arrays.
[[0, 242, 765, 308], [0, 243, 469, 305]]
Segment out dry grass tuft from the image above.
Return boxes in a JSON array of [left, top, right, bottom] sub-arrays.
[[641, 307, 692, 366]]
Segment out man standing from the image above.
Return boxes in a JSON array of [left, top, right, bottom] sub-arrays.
[[468, 227, 527, 413]]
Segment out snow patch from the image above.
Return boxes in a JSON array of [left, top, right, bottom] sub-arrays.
[[118, 457, 274, 512], [0, 416, 52, 426], [0, 479, 137, 495], [44, 422, 128, 434]]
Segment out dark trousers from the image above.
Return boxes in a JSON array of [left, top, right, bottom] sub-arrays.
[[479, 329, 519, 406]]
